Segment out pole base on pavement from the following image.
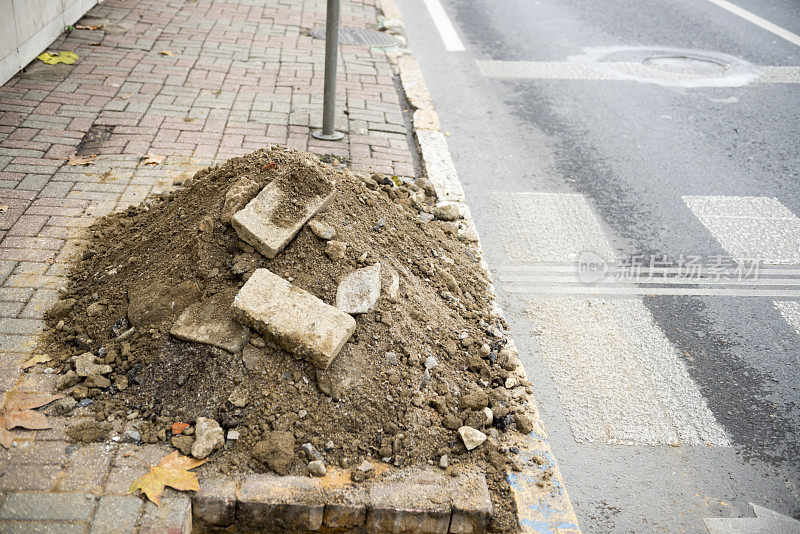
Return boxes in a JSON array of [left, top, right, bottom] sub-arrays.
[[311, 129, 345, 141]]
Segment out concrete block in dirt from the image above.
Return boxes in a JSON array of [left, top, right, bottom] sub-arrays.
[[231, 180, 334, 259], [336, 263, 381, 314], [232, 268, 356, 369], [220, 177, 260, 224], [169, 289, 249, 353], [238, 474, 325, 531], [365, 468, 453, 533], [193, 477, 237, 527]]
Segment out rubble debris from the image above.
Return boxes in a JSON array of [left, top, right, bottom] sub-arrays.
[[325, 240, 347, 260], [169, 289, 249, 353], [335, 263, 381, 314], [232, 268, 356, 369], [308, 460, 327, 477], [220, 177, 260, 224], [308, 219, 336, 240], [433, 202, 460, 221], [72, 352, 111, 377], [192, 417, 225, 459], [252, 431, 295, 475], [232, 168, 334, 258], [459, 426, 487, 451]]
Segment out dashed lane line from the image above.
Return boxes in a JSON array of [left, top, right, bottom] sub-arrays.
[[420, 0, 465, 51], [703, 0, 800, 48]]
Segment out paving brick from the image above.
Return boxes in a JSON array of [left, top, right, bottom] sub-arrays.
[[192, 477, 237, 527], [137, 496, 191, 534], [232, 269, 356, 369], [238, 474, 324, 531], [60, 443, 115, 492], [91, 496, 142, 534], [0, 492, 97, 521]]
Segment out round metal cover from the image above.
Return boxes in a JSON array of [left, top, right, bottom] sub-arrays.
[[310, 27, 399, 47]]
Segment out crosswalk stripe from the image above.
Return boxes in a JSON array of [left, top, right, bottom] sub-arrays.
[[493, 192, 729, 445], [527, 298, 730, 446]]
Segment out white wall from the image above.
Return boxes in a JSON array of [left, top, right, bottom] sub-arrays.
[[0, 0, 100, 85]]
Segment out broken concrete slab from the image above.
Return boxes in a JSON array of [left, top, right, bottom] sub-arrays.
[[336, 263, 381, 315], [232, 269, 356, 369], [220, 177, 260, 224], [231, 181, 334, 259], [170, 289, 249, 353]]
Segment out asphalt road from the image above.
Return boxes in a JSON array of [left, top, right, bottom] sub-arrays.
[[393, 0, 800, 531]]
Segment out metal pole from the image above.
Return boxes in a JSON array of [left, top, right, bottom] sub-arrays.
[[312, 0, 345, 140]]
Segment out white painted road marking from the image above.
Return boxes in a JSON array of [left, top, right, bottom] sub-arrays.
[[492, 192, 729, 445], [774, 301, 800, 334], [476, 60, 800, 84], [683, 196, 800, 264], [421, 0, 465, 51], [527, 298, 730, 446], [703, 0, 800, 48], [491, 192, 614, 262]]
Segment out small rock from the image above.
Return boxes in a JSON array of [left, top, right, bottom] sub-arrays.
[[385, 268, 400, 302], [171, 434, 195, 456], [122, 429, 141, 443], [458, 426, 487, 451], [250, 336, 266, 348], [53, 397, 77, 415], [76, 398, 93, 408], [220, 177, 261, 224], [252, 431, 295, 475], [114, 376, 129, 391], [439, 455, 449, 469], [227, 430, 240, 441], [86, 302, 107, 317], [72, 353, 111, 377], [336, 263, 381, 315], [386, 352, 399, 366], [325, 440, 335, 450], [301, 442, 323, 461], [459, 390, 489, 411], [84, 373, 111, 389], [56, 370, 79, 390], [325, 240, 347, 260], [424, 356, 438, 370], [308, 219, 336, 240], [228, 387, 248, 408], [48, 298, 76, 320], [356, 460, 373, 473], [191, 417, 225, 459], [308, 460, 327, 477], [433, 202, 460, 221], [505, 377, 518, 389], [516, 414, 535, 435]]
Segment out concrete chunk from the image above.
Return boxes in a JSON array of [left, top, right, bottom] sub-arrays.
[[336, 263, 381, 314], [232, 180, 334, 259], [170, 289, 249, 353], [232, 269, 356, 369], [238, 474, 324, 531]]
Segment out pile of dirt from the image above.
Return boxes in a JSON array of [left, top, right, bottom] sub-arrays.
[[39, 145, 534, 530]]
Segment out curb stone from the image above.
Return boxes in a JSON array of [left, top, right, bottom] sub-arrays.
[[190, 467, 492, 533], [375, 0, 583, 531]]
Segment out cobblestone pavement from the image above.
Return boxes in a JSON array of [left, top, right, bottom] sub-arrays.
[[0, 0, 416, 529]]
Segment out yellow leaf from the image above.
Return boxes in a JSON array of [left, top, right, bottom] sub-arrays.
[[21, 354, 51, 369], [4, 410, 50, 430], [3, 392, 63, 412], [159, 50, 175, 56], [141, 154, 165, 165], [129, 451, 207, 505], [75, 24, 103, 30], [0, 418, 14, 448], [68, 154, 96, 166], [37, 51, 78, 65]]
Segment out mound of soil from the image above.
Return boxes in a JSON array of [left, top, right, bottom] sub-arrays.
[[40, 146, 530, 530]]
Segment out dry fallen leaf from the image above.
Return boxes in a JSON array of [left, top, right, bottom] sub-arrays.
[[129, 451, 207, 505], [159, 50, 175, 56], [68, 154, 96, 166], [21, 354, 51, 370], [141, 154, 165, 165], [0, 391, 63, 448], [171, 422, 189, 435], [120, 93, 132, 100], [75, 24, 103, 30], [0, 205, 8, 214]]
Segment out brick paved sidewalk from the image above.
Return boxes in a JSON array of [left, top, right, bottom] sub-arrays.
[[0, 0, 416, 530]]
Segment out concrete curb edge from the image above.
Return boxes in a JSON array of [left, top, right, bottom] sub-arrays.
[[375, 0, 582, 531]]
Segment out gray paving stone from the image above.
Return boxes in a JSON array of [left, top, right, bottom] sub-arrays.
[[0, 493, 97, 521], [89, 496, 142, 534]]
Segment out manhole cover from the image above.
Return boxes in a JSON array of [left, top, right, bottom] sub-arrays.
[[310, 27, 399, 47], [568, 46, 762, 88]]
